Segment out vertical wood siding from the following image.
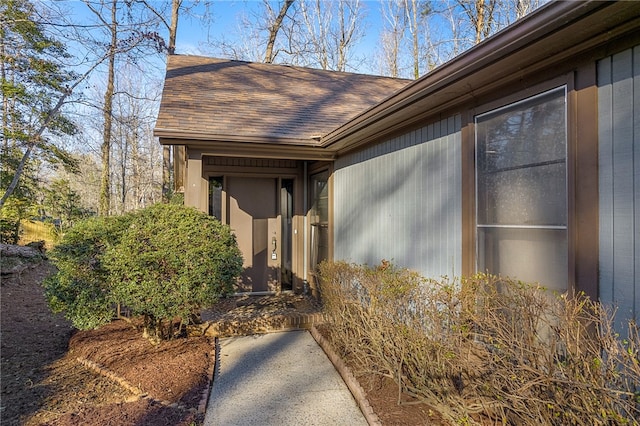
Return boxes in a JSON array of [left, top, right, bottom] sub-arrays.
[[334, 116, 462, 278], [598, 45, 640, 326]]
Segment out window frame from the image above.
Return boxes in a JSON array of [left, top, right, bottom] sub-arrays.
[[473, 85, 570, 291]]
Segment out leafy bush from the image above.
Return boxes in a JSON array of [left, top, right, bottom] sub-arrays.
[[318, 261, 640, 425], [103, 203, 242, 341], [45, 204, 243, 342], [44, 214, 133, 329], [0, 218, 20, 244]]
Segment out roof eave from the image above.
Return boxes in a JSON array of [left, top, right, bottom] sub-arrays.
[[156, 131, 335, 161], [154, 128, 322, 147]]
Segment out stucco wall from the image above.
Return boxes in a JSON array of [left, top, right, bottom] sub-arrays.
[[598, 45, 640, 326], [333, 115, 462, 278]]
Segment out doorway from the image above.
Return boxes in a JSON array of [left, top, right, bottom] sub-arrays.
[[220, 176, 294, 293], [226, 177, 278, 292]]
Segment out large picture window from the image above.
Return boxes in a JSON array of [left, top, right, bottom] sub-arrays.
[[476, 87, 567, 292]]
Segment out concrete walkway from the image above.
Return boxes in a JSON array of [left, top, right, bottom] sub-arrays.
[[203, 330, 368, 426]]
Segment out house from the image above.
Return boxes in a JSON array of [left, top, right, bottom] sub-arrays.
[[155, 1, 640, 326]]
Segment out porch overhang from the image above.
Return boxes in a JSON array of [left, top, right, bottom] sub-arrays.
[[155, 130, 335, 161]]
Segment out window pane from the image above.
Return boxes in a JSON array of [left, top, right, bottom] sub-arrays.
[[478, 162, 566, 226], [281, 179, 294, 291], [477, 88, 566, 226], [310, 171, 329, 269], [477, 227, 567, 292], [209, 176, 223, 220]]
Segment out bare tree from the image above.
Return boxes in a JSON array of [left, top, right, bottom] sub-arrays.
[[110, 65, 163, 213], [406, 0, 425, 79], [420, 0, 493, 69], [81, 0, 168, 215], [300, 0, 366, 71], [85, 0, 118, 216], [209, 0, 306, 65], [264, 0, 296, 63], [502, 0, 546, 24], [138, 0, 183, 201], [378, 0, 407, 78], [335, 0, 362, 71], [458, 0, 498, 44]]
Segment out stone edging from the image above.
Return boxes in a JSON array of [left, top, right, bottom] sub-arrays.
[[309, 325, 383, 426], [203, 311, 326, 337], [76, 357, 199, 414], [278, 312, 326, 330]]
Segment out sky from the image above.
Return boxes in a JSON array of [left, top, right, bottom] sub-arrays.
[[58, 0, 544, 77], [60, 0, 389, 75], [172, 1, 384, 55]]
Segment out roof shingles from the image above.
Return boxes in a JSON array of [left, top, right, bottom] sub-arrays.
[[155, 55, 411, 143]]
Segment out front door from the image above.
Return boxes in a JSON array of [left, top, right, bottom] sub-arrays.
[[227, 177, 280, 293]]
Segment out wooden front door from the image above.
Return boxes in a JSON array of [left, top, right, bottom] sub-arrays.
[[227, 177, 280, 293]]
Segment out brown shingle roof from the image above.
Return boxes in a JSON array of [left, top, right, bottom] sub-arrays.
[[154, 55, 411, 144]]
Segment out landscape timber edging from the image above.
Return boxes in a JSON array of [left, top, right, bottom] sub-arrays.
[[197, 336, 218, 415], [76, 357, 200, 414]]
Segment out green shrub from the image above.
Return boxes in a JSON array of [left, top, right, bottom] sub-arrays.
[[104, 204, 242, 341], [0, 218, 20, 244], [44, 214, 133, 329], [318, 261, 640, 425], [45, 204, 243, 342]]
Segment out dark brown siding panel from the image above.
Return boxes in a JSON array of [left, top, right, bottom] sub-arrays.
[[460, 111, 475, 277], [573, 63, 599, 300]]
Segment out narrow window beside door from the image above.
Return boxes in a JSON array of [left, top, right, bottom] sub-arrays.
[[310, 171, 329, 271], [209, 176, 223, 220]]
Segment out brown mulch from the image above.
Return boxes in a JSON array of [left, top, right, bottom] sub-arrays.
[[2, 261, 207, 426], [1, 258, 443, 425]]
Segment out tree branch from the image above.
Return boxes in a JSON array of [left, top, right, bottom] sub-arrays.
[[0, 57, 107, 209]]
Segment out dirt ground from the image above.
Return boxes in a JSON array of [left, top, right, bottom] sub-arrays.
[[1, 259, 439, 425], [1, 261, 208, 426]]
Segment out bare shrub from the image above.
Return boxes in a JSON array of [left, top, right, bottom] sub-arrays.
[[318, 261, 640, 425]]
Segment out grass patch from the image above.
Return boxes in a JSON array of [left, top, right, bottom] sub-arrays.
[[19, 220, 58, 249]]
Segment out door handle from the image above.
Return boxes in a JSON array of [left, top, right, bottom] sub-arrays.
[[271, 236, 277, 260]]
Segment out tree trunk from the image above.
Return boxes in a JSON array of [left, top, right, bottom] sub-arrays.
[[475, 0, 485, 44], [99, 0, 117, 216], [264, 0, 295, 63], [162, 0, 182, 201], [410, 0, 419, 79], [1, 31, 7, 150], [168, 0, 181, 54]]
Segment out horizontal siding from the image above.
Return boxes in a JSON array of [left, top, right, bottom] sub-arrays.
[[598, 45, 639, 328], [334, 116, 462, 278]]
